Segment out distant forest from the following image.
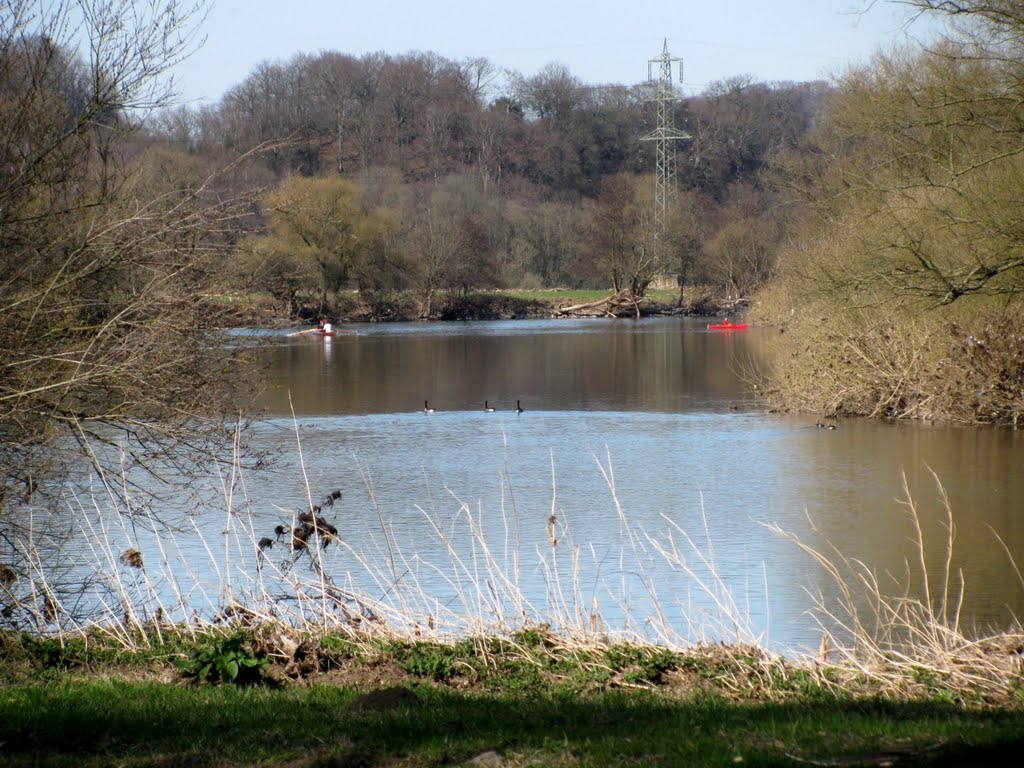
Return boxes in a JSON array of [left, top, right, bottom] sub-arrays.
[[143, 51, 828, 309], [5, 0, 1020, 432]]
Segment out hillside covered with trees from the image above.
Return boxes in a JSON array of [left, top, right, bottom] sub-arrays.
[[143, 48, 825, 316]]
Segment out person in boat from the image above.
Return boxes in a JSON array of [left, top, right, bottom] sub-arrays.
[[289, 317, 352, 336], [288, 317, 330, 336]]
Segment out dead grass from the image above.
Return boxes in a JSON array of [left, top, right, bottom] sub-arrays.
[[751, 275, 1024, 425], [765, 468, 1024, 705], [2, 425, 1023, 705]]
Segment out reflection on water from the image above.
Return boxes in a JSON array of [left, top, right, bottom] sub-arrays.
[[37, 320, 1021, 654], [255, 318, 758, 415], [230, 319, 1024, 652]]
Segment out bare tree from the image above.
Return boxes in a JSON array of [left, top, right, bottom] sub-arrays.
[[402, 174, 500, 315], [586, 173, 670, 299], [1, 0, 260, 614], [755, 1, 1024, 424]]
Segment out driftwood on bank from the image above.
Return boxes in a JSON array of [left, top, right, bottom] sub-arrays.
[[557, 289, 645, 318]]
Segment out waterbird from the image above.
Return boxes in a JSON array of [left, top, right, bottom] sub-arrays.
[[274, 524, 288, 541], [22, 476, 38, 503], [515, 400, 524, 414], [815, 421, 837, 430], [308, 515, 337, 537], [423, 400, 435, 413], [484, 401, 495, 412]]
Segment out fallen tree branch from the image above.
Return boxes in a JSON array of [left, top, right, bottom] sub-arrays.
[[558, 289, 645, 317]]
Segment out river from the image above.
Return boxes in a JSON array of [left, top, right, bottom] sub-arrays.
[[35, 317, 1022, 656], [213, 317, 1023, 655]]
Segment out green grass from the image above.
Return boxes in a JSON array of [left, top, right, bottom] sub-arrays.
[[3, 678, 1023, 767], [2, 630, 1023, 766]]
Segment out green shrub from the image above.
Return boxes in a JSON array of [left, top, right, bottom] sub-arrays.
[[604, 644, 679, 684], [177, 632, 268, 685], [395, 643, 457, 681]]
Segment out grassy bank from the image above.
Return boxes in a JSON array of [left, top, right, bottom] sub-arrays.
[[3, 628, 1023, 767]]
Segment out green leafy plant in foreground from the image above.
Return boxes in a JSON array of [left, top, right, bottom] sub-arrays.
[[394, 642, 458, 681], [604, 644, 680, 684], [177, 632, 268, 685]]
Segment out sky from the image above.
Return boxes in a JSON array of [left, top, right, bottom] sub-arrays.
[[170, 0, 944, 105]]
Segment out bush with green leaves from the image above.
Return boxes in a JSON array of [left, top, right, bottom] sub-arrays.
[[177, 633, 268, 685], [394, 642, 457, 681]]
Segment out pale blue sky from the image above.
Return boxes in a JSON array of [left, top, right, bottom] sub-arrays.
[[171, 0, 943, 104]]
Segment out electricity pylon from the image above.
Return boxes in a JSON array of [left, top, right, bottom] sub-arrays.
[[641, 40, 690, 236]]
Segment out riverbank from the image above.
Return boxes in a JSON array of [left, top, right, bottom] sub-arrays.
[[4, 626, 1023, 767], [211, 287, 738, 328], [749, 283, 1024, 427]]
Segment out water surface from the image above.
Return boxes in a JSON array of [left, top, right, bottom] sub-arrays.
[[225, 318, 1024, 653]]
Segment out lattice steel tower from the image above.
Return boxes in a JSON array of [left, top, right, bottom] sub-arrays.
[[641, 40, 690, 235]]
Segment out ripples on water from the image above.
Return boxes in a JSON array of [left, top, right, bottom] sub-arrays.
[[61, 320, 1024, 654]]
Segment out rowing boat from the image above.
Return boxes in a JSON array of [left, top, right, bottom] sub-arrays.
[[287, 327, 356, 337]]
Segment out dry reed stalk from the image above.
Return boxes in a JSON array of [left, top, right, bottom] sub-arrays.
[[640, 496, 762, 648], [765, 468, 1023, 700], [5, 426, 782, 692], [8, 463, 754, 674], [506, 430, 524, 603]]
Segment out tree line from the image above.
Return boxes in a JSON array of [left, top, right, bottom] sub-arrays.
[[142, 48, 826, 313]]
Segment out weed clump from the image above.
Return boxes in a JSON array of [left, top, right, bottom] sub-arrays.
[[177, 631, 269, 686]]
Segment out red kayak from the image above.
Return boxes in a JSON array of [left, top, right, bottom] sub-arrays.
[[707, 320, 748, 331]]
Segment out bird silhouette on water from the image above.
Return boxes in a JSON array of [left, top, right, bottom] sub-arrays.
[[423, 400, 435, 413], [515, 400, 524, 414], [484, 401, 495, 412]]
